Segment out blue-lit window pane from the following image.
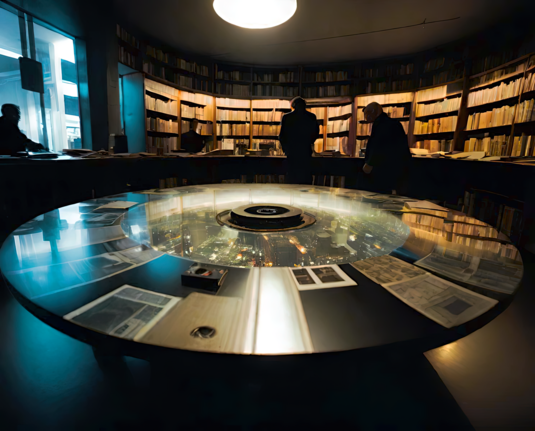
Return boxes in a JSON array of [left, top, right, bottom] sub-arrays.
[[34, 23, 81, 151]]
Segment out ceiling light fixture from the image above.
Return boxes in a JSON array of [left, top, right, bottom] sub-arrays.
[[213, 0, 297, 29]]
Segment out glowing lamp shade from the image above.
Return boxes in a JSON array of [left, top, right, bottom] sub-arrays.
[[213, 0, 297, 29]]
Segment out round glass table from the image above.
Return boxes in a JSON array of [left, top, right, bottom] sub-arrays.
[[0, 184, 523, 357]]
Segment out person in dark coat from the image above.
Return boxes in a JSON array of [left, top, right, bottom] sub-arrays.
[[361, 102, 412, 194], [278, 97, 320, 185], [0, 104, 44, 156], [181, 119, 206, 153]]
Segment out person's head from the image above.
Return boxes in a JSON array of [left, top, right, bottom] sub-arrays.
[[291, 97, 307, 111], [363, 102, 383, 123], [191, 119, 199, 132], [1, 104, 20, 124]]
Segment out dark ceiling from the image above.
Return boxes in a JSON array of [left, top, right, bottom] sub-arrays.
[[114, 0, 533, 65]]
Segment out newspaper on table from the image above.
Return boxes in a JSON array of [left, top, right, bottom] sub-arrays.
[[64, 285, 180, 340], [351, 255, 427, 285], [415, 246, 523, 294], [75, 212, 123, 228], [382, 274, 498, 328], [351, 254, 498, 328], [289, 265, 357, 291]]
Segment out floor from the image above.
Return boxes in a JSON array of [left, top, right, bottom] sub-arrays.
[[1, 253, 534, 430]]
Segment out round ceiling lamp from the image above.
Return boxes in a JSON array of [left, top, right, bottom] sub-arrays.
[[213, 0, 297, 29]]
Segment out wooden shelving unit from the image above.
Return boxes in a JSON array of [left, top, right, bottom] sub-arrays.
[[117, 24, 535, 159]]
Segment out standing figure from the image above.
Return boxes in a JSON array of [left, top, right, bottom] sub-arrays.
[[279, 97, 320, 185], [361, 102, 412, 194]]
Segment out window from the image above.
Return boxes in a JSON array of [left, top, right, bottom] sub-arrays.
[[0, 2, 82, 152]]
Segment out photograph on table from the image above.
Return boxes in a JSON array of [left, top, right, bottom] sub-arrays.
[[289, 265, 356, 291]]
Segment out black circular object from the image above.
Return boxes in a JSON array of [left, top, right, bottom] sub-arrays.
[[191, 326, 216, 339], [216, 203, 316, 232], [244, 206, 290, 216]]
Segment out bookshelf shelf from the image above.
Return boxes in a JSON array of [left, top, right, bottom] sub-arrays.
[[467, 96, 520, 111], [469, 54, 531, 78], [146, 109, 178, 119], [328, 113, 353, 121], [181, 100, 209, 107], [146, 89, 177, 100], [520, 89, 535, 101], [417, 92, 462, 104], [327, 131, 350, 136], [181, 116, 212, 123], [148, 130, 178, 136], [469, 71, 525, 92], [415, 110, 459, 120], [414, 131, 455, 138], [253, 81, 298, 85], [465, 124, 513, 133]]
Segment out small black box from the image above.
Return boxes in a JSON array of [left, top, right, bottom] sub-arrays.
[[181, 262, 228, 293]]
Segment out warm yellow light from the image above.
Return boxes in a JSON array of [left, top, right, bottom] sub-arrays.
[[213, 0, 297, 29]]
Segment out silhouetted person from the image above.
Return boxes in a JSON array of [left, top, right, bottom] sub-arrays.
[[361, 102, 411, 194], [181, 119, 206, 153], [0, 104, 45, 156], [279, 97, 319, 184]]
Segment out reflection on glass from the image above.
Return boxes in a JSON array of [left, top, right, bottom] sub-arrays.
[[123, 186, 410, 268]]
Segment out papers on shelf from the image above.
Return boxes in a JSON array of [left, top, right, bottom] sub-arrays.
[[383, 274, 498, 328], [415, 246, 523, 294], [289, 265, 356, 291], [351, 255, 427, 285], [96, 201, 139, 210], [64, 285, 180, 340], [352, 254, 499, 327]]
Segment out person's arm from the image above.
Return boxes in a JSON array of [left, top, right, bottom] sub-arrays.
[[278, 115, 288, 155], [364, 125, 387, 170]]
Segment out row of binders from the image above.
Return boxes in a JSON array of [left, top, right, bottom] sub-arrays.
[[523, 73, 535, 93], [327, 119, 350, 134], [414, 116, 458, 134], [416, 97, 461, 117], [216, 83, 250, 97], [328, 105, 352, 118], [466, 106, 515, 130], [510, 134, 535, 157], [119, 47, 136, 69], [469, 63, 525, 88], [217, 98, 250, 109], [252, 111, 283, 122], [514, 99, 535, 123], [382, 106, 408, 118], [417, 86, 448, 102], [468, 78, 522, 107], [303, 71, 349, 82], [217, 123, 250, 136], [252, 85, 299, 98], [309, 107, 325, 120], [181, 120, 213, 135], [303, 85, 350, 98], [359, 93, 413, 105], [181, 105, 213, 121], [182, 92, 212, 106], [146, 118, 178, 134], [145, 79, 179, 97], [463, 135, 510, 156], [146, 45, 209, 76], [253, 72, 297, 83], [324, 136, 349, 152], [252, 124, 281, 136], [145, 95, 177, 115], [218, 110, 250, 122], [360, 63, 414, 78], [252, 100, 291, 109]]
